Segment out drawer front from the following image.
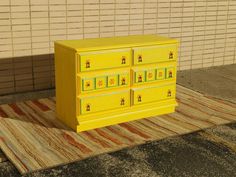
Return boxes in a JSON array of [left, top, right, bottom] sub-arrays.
[[80, 70, 130, 92], [132, 66, 175, 85], [79, 49, 131, 72], [79, 90, 130, 115], [133, 44, 177, 65], [132, 84, 176, 105]]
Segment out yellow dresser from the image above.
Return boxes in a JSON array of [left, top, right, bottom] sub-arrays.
[[55, 35, 178, 132]]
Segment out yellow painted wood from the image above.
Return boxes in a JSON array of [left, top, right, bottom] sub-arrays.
[[119, 72, 129, 86], [79, 48, 131, 72], [54, 44, 77, 130], [79, 89, 130, 115], [55, 35, 178, 132], [156, 68, 166, 80], [55, 35, 178, 52], [133, 44, 177, 65], [78, 98, 177, 122], [134, 70, 145, 83], [78, 68, 130, 94], [131, 61, 176, 86], [132, 84, 176, 105]]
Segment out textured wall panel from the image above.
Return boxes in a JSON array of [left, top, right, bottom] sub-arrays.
[[0, 0, 235, 95]]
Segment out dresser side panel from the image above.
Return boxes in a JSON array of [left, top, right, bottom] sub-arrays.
[[55, 44, 77, 130]]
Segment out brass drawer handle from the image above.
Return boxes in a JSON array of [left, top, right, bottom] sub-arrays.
[[168, 71, 173, 78], [121, 56, 126, 64], [86, 104, 91, 111], [86, 60, 90, 68], [85, 81, 90, 87], [138, 55, 142, 62], [169, 52, 173, 59], [121, 77, 126, 85], [167, 90, 172, 97], [138, 95, 142, 102], [138, 75, 143, 82], [120, 98, 125, 105]]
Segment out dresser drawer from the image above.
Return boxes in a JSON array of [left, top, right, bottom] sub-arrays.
[[132, 84, 176, 105], [132, 64, 175, 85], [133, 44, 177, 65], [78, 48, 131, 72], [79, 69, 130, 92], [79, 90, 130, 115]]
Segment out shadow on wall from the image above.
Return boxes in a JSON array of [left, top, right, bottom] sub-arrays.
[[0, 54, 55, 96]]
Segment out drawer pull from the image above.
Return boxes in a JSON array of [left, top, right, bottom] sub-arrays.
[[121, 78, 126, 85], [167, 90, 172, 97], [86, 104, 91, 111], [120, 98, 125, 105], [132, 84, 175, 105], [138, 75, 143, 82], [133, 44, 177, 65], [168, 71, 173, 78], [82, 78, 94, 91], [138, 55, 142, 62], [80, 90, 130, 114], [86, 82, 90, 87], [86, 60, 90, 68], [79, 49, 131, 71], [169, 52, 173, 59], [138, 95, 142, 102], [121, 56, 126, 64]]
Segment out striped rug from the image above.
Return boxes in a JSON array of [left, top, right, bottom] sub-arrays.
[[0, 85, 235, 174]]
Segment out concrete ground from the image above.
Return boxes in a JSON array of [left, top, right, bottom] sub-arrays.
[[177, 64, 236, 104], [0, 64, 235, 177]]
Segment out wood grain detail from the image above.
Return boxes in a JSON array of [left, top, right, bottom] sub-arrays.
[[0, 85, 235, 174]]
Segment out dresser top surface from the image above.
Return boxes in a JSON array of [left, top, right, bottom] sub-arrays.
[[55, 35, 178, 52]]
